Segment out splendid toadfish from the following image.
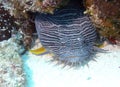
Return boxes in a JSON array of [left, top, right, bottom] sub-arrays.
[[33, 6, 98, 66]]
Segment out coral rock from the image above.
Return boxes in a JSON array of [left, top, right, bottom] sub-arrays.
[[84, 0, 120, 42], [0, 3, 17, 41]]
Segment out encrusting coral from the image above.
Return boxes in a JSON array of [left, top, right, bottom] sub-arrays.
[[0, 0, 69, 17], [84, 0, 120, 44], [0, 3, 35, 49], [0, 3, 18, 41], [0, 36, 25, 87], [0, 2, 35, 48]]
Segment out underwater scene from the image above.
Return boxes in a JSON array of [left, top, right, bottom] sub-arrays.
[[0, 0, 120, 87]]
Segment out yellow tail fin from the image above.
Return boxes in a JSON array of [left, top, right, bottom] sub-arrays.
[[30, 47, 46, 55]]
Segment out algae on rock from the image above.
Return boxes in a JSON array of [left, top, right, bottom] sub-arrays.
[[84, 0, 120, 43], [0, 37, 25, 87]]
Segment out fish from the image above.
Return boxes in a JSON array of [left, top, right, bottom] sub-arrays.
[[35, 7, 98, 66]]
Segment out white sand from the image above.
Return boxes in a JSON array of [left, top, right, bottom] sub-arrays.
[[22, 44, 120, 87]]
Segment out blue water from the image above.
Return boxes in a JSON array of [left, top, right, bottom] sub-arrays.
[[22, 53, 34, 87]]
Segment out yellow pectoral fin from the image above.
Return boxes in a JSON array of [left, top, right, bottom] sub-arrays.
[[30, 47, 46, 55], [95, 43, 105, 48]]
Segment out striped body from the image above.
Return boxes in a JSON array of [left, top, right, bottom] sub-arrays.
[[35, 8, 97, 66]]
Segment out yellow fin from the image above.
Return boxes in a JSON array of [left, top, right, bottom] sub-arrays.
[[30, 47, 46, 55], [96, 43, 105, 48]]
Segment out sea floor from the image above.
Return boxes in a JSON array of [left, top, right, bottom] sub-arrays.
[[22, 44, 120, 87]]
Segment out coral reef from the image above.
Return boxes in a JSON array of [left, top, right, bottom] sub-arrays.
[[0, 0, 69, 48], [1, 0, 120, 46], [0, 0, 69, 17], [0, 3, 34, 49], [16, 12, 36, 48], [0, 3, 18, 41], [84, 0, 120, 43], [0, 37, 25, 87], [0, 2, 36, 48]]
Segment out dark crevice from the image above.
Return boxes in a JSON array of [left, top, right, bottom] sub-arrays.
[[66, 0, 85, 10]]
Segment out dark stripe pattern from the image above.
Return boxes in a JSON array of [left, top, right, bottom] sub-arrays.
[[35, 8, 97, 66]]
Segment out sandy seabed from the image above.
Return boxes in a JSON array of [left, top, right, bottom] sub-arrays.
[[0, 37, 120, 87], [22, 44, 120, 87]]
